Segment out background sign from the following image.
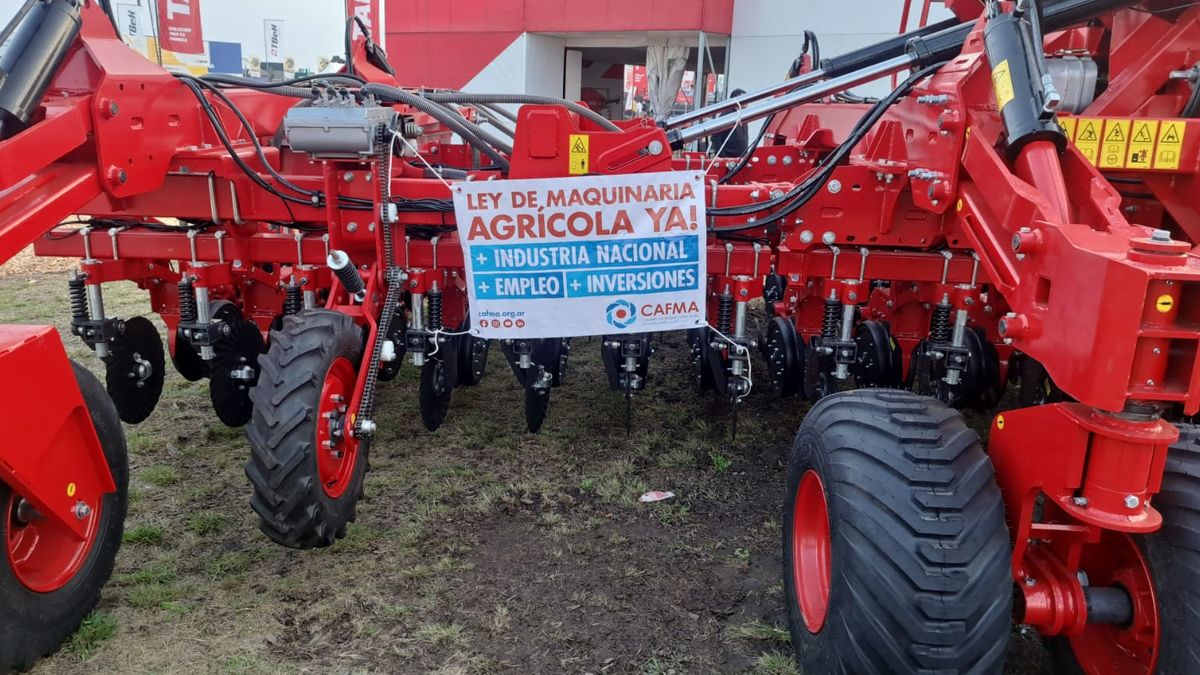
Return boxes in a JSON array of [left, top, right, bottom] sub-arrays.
[[454, 172, 707, 339], [155, 0, 204, 54], [263, 20, 286, 62]]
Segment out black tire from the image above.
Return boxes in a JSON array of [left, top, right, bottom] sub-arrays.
[[0, 362, 128, 671], [783, 390, 1011, 673], [245, 311, 368, 549], [1016, 355, 1065, 408], [1051, 424, 1200, 674]]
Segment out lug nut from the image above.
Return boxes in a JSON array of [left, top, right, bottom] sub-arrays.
[[1124, 495, 1141, 509]]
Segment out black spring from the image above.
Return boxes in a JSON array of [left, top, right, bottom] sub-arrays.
[[283, 283, 303, 315], [717, 293, 733, 333], [929, 302, 952, 344], [822, 298, 841, 340], [178, 278, 198, 324], [428, 289, 443, 331], [333, 261, 366, 296], [68, 276, 89, 322]]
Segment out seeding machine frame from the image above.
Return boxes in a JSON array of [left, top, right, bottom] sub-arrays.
[[3, 0, 1200, 671]]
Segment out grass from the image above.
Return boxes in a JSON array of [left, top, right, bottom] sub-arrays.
[[122, 525, 165, 545], [62, 613, 117, 660], [729, 620, 791, 644]]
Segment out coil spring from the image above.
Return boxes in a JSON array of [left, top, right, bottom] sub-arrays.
[[333, 261, 366, 296], [178, 278, 198, 324], [68, 276, 89, 322], [822, 298, 841, 340], [929, 302, 952, 344], [428, 290, 444, 331], [717, 294, 733, 333], [283, 283, 303, 315]]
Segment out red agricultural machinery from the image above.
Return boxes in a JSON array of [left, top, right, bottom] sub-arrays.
[[2, 0, 1200, 671]]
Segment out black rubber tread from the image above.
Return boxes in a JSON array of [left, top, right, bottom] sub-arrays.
[[784, 389, 1011, 674], [0, 362, 128, 672], [1143, 425, 1200, 673], [1053, 424, 1200, 673], [244, 311, 368, 549], [103, 316, 165, 424], [1016, 355, 1064, 408]]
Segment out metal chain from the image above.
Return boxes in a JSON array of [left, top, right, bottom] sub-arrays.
[[354, 123, 402, 437]]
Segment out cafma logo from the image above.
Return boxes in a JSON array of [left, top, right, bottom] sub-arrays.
[[606, 300, 637, 329]]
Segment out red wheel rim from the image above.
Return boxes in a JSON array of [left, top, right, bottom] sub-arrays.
[[315, 356, 361, 499], [5, 492, 101, 592], [791, 469, 832, 632], [1069, 531, 1159, 674]]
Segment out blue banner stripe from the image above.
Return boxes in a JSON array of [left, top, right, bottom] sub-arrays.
[[470, 235, 700, 272]]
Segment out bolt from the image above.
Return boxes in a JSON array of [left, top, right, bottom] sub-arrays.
[[73, 501, 92, 520], [343, 172, 355, 182], [799, 230, 815, 244], [1073, 496, 1089, 507], [107, 100, 119, 117], [1024, 577, 1037, 587], [647, 140, 664, 155], [1124, 494, 1141, 509], [828, 180, 842, 194], [821, 231, 836, 245], [1151, 229, 1172, 242], [1147, 379, 1156, 387], [347, 222, 358, 233]]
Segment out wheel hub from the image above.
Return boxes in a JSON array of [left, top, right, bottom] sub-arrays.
[[315, 357, 361, 498], [792, 469, 832, 633], [5, 490, 101, 592]]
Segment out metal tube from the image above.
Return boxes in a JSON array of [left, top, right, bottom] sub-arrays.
[[835, 304, 856, 380], [410, 293, 425, 367], [86, 283, 108, 359], [195, 285, 213, 361], [669, 54, 914, 147], [731, 300, 748, 377], [945, 309, 970, 385]]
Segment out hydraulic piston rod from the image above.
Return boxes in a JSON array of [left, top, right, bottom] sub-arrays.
[[668, 55, 913, 148], [664, 0, 1139, 142]]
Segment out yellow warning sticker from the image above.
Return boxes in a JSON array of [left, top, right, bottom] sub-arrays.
[[991, 60, 1015, 111], [1100, 119, 1130, 169], [1127, 120, 1159, 170], [1154, 121, 1185, 170], [1074, 118, 1103, 165], [1157, 294, 1175, 313], [569, 134, 589, 175], [1058, 116, 1077, 141]]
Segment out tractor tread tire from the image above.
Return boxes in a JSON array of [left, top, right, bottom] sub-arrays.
[[245, 311, 367, 550], [785, 389, 1010, 674], [0, 363, 128, 672], [1142, 425, 1200, 673]]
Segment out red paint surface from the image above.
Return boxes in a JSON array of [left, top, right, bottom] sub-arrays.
[[384, 0, 733, 89], [155, 0, 205, 54]]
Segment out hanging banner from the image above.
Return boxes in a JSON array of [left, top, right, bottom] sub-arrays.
[[115, 2, 153, 50], [346, 0, 381, 39], [454, 172, 707, 339], [263, 19, 286, 62], [155, 0, 204, 55]]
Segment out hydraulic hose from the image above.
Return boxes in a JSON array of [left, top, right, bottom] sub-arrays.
[[201, 73, 366, 90], [422, 92, 621, 132], [361, 83, 512, 169], [472, 104, 516, 138]]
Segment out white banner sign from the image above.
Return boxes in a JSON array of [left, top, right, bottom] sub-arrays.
[[454, 171, 707, 339], [263, 19, 286, 62]]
